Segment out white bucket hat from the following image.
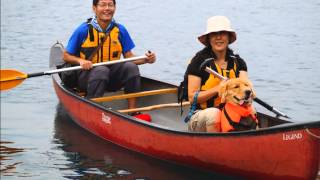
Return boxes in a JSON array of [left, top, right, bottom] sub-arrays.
[[198, 16, 237, 46]]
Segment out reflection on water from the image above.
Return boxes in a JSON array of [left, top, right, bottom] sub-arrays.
[[53, 104, 239, 180], [0, 141, 25, 177], [53, 105, 133, 179]]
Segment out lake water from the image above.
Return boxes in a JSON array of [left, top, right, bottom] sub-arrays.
[[1, 0, 319, 179]]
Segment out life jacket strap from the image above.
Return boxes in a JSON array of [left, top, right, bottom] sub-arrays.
[[88, 24, 94, 42], [184, 91, 200, 123]]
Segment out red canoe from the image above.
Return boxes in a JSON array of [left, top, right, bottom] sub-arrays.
[[50, 43, 320, 180]]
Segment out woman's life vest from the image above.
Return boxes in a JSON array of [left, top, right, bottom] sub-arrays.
[[200, 61, 237, 109], [221, 102, 258, 132], [80, 24, 122, 63]]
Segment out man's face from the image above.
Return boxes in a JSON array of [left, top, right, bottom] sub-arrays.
[[93, 0, 116, 23]]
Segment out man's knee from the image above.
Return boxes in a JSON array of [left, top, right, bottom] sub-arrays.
[[123, 62, 140, 77]]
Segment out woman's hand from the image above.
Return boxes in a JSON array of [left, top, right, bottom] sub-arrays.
[[79, 59, 93, 70], [144, 51, 156, 64]]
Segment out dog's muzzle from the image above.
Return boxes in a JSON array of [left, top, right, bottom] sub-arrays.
[[233, 90, 253, 106], [244, 90, 252, 100]]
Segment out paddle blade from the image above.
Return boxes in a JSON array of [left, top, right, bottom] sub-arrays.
[[0, 69, 27, 91]]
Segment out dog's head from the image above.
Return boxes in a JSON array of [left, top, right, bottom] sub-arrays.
[[219, 78, 256, 106]]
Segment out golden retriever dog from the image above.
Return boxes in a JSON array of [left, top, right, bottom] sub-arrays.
[[218, 78, 258, 132]]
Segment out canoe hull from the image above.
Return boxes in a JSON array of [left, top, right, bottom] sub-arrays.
[[52, 75, 320, 180]]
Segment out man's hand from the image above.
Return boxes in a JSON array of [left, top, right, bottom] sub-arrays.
[[79, 59, 93, 70], [144, 51, 156, 64]]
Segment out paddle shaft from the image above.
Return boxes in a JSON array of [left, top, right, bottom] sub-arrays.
[[204, 67, 290, 118], [0, 55, 148, 91], [27, 55, 147, 78]]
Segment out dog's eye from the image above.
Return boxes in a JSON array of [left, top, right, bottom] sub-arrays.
[[233, 85, 240, 88]]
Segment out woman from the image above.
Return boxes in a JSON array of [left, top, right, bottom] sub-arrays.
[[186, 16, 248, 132]]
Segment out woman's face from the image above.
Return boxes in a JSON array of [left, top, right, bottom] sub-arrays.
[[93, 0, 116, 23], [208, 31, 230, 53]]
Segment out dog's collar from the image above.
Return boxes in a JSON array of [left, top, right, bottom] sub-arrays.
[[223, 103, 257, 121]]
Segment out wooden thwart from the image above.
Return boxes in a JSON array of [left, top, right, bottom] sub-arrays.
[[91, 88, 177, 103], [119, 101, 190, 113]]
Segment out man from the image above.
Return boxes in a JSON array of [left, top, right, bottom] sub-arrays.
[[63, 0, 156, 110]]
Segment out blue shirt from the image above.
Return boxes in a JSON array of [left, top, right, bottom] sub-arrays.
[[66, 20, 135, 57]]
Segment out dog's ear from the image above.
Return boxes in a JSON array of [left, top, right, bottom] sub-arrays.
[[219, 80, 228, 103], [251, 88, 257, 98], [247, 80, 257, 98]]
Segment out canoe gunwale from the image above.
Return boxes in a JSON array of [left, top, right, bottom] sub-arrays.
[[52, 73, 320, 137]]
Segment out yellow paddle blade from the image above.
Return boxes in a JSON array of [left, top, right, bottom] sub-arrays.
[[0, 69, 28, 91]]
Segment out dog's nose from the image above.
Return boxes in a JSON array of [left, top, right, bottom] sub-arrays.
[[245, 90, 252, 99]]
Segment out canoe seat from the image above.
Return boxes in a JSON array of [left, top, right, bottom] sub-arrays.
[[118, 101, 190, 113], [91, 88, 178, 103]]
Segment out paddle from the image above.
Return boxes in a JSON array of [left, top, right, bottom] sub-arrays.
[[0, 55, 147, 91], [199, 58, 290, 119]]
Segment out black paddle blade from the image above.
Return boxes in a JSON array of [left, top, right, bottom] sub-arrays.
[[199, 58, 215, 71]]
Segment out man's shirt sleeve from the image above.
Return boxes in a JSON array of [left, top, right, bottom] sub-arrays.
[[117, 24, 135, 54], [65, 23, 88, 56]]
